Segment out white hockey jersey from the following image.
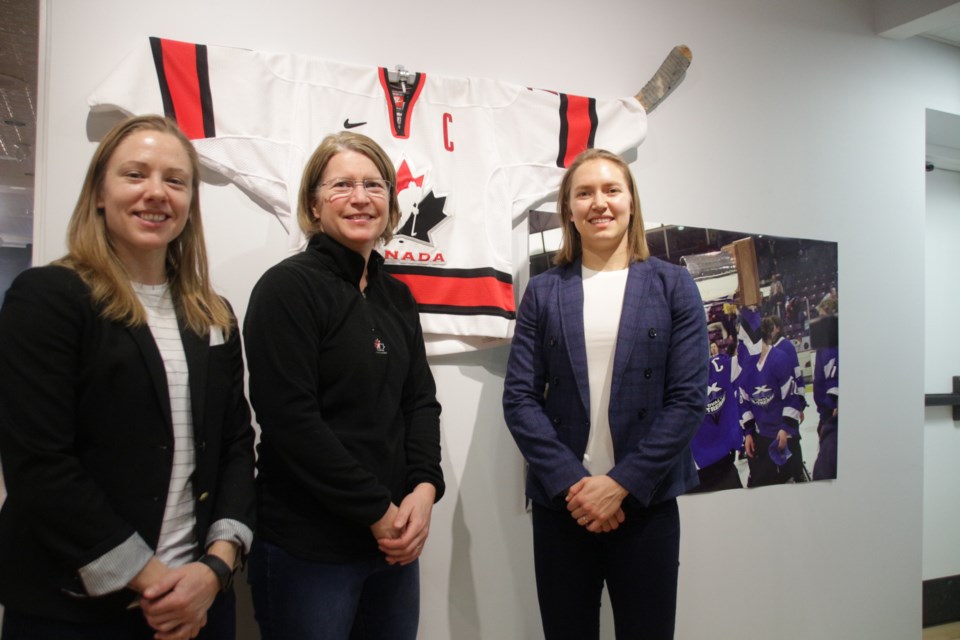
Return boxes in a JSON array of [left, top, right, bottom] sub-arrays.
[[88, 37, 648, 354]]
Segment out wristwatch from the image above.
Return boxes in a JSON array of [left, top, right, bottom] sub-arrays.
[[198, 554, 234, 592]]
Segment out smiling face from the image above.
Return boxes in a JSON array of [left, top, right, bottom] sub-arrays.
[[311, 150, 390, 259], [568, 158, 633, 264], [97, 129, 193, 282]]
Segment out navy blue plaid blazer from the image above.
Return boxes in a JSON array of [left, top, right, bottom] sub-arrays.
[[503, 256, 708, 509]]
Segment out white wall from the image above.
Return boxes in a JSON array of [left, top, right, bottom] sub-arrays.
[[923, 164, 960, 582], [34, 0, 960, 638]]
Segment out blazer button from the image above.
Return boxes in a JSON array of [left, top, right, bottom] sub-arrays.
[[648, 328, 657, 339], [196, 441, 206, 452], [198, 491, 210, 503], [549, 336, 557, 346], [644, 368, 652, 379], [152, 496, 160, 502], [552, 377, 560, 386], [552, 417, 561, 425], [638, 409, 647, 420]]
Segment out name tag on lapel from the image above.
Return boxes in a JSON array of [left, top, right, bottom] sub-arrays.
[[209, 327, 225, 346]]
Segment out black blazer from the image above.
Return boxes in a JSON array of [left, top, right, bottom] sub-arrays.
[[0, 266, 255, 622]]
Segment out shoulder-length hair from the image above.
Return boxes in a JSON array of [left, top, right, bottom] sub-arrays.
[[760, 316, 779, 344], [55, 114, 233, 336], [553, 148, 649, 266], [296, 131, 401, 243]]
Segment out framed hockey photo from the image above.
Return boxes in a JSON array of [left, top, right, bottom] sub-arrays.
[[527, 219, 839, 493]]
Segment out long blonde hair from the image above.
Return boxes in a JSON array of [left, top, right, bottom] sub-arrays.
[[55, 115, 233, 336], [554, 148, 649, 266]]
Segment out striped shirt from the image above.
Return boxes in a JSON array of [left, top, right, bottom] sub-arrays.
[[133, 282, 198, 567]]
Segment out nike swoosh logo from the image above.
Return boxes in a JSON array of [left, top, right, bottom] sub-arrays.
[[343, 119, 367, 129]]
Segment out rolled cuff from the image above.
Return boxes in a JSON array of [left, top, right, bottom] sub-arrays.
[[78, 532, 153, 596], [205, 518, 253, 556]]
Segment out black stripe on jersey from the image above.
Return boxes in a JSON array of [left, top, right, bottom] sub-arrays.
[[195, 45, 216, 138], [382, 265, 512, 284], [417, 304, 517, 320], [556, 93, 570, 168], [587, 98, 598, 148], [150, 37, 175, 121]]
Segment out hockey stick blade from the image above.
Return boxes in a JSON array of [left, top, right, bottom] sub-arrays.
[[635, 45, 692, 114]]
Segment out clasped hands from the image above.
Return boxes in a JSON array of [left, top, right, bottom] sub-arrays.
[[565, 475, 628, 533], [371, 482, 436, 566], [128, 559, 218, 640]]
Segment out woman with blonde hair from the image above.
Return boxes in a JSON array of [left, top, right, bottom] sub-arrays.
[[503, 148, 707, 639], [0, 114, 255, 640], [244, 131, 443, 640]]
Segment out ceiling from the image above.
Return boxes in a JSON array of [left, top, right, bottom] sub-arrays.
[[0, 0, 37, 190], [0, 0, 958, 248], [0, 0, 37, 248]]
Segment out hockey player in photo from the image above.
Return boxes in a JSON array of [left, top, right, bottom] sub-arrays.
[[766, 314, 806, 424], [811, 298, 839, 480], [737, 307, 807, 487], [687, 342, 744, 493]]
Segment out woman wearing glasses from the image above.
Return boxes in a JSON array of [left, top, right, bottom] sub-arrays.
[[243, 131, 444, 640]]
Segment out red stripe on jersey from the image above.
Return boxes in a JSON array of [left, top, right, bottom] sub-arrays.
[[391, 273, 515, 313], [159, 39, 206, 140], [562, 95, 593, 167]]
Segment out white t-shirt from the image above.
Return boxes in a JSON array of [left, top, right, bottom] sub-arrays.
[[581, 265, 629, 475]]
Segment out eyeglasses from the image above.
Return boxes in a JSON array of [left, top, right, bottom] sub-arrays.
[[318, 178, 392, 199]]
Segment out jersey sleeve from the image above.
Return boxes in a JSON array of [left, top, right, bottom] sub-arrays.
[[486, 87, 648, 220], [88, 37, 302, 230], [737, 306, 762, 364], [775, 353, 804, 427], [814, 347, 839, 416]]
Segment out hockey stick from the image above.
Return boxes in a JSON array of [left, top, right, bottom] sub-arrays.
[[635, 45, 692, 114]]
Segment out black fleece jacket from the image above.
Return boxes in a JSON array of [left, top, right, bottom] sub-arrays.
[[244, 233, 443, 562]]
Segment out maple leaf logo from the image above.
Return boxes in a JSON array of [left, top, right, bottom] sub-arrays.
[[395, 191, 448, 245], [396, 159, 425, 193], [392, 158, 450, 247]]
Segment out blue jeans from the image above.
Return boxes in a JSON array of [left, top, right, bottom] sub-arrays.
[[531, 498, 680, 640], [0, 589, 236, 640], [247, 538, 420, 640]]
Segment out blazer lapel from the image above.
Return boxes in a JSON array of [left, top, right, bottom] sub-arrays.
[[128, 324, 173, 431], [611, 260, 653, 397], [559, 260, 591, 415]]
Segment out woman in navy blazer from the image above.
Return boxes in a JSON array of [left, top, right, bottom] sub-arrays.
[[0, 115, 255, 640], [503, 149, 707, 639]]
